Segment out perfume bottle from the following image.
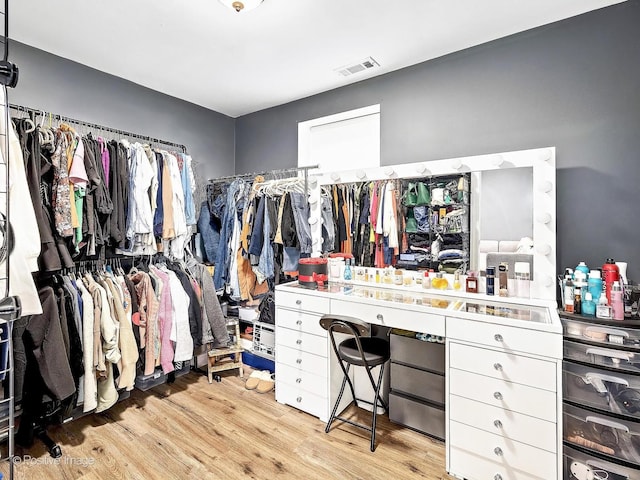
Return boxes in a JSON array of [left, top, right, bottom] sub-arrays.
[[453, 271, 462, 291], [343, 259, 352, 282], [465, 271, 478, 293]]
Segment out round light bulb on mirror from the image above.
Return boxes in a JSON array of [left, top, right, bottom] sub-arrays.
[[330, 172, 340, 182], [537, 180, 553, 193], [492, 155, 505, 167], [384, 166, 395, 177], [308, 177, 318, 188], [536, 212, 552, 224], [539, 149, 553, 162], [356, 170, 367, 180], [542, 275, 554, 287], [307, 216, 318, 225], [415, 163, 429, 175], [536, 243, 552, 256], [451, 159, 462, 170]]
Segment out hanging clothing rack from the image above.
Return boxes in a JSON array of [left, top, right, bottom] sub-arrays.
[[207, 165, 318, 184], [207, 164, 318, 196], [8, 103, 187, 152]]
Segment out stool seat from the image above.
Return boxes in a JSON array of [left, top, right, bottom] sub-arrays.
[[338, 337, 390, 367]]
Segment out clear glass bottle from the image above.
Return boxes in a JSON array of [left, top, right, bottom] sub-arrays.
[[453, 271, 462, 291], [343, 259, 352, 281], [394, 269, 404, 286], [596, 296, 612, 319]]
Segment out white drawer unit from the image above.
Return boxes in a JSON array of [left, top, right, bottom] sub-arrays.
[[446, 312, 562, 480], [276, 290, 330, 313], [276, 362, 327, 398], [275, 290, 331, 421], [449, 394, 556, 453], [275, 308, 326, 337], [275, 326, 327, 357], [449, 342, 557, 392], [447, 316, 562, 359], [331, 299, 445, 336], [449, 421, 557, 480], [275, 381, 326, 420]]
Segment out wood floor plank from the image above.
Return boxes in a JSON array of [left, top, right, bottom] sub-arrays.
[[1, 370, 455, 480]]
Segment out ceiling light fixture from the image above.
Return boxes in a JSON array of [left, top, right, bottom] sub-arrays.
[[219, 0, 264, 13]]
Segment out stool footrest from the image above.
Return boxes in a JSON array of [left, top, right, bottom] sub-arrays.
[[333, 416, 373, 433]]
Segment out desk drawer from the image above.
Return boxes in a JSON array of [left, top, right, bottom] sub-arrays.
[[449, 368, 556, 422], [276, 308, 326, 337], [449, 421, 555, 480], [389, 392, 445, 440], [390, 363, 444, 405], [331, 299, 445, 336], [276, 345, 327, 375], [276, 290, 329, 314], [275, 381, 326, 420], [447, 317, 561, 359], [390, 334, 445, 373], [276, 362, 327, 398], [449, 342, 556, 392], [276, 326, 327, 358], [450, 446, 547, 480], [449, 394, 556, 453]]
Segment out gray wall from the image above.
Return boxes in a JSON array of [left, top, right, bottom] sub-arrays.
[[236, 1, 640, 281], [9, 41, 236, 185]]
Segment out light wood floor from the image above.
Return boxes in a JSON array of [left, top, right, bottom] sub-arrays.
[[1, 369, 454, 480]]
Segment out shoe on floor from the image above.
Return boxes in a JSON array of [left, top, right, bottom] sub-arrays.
[[245, 370, 271, 390], [256, 373, 275, 394]]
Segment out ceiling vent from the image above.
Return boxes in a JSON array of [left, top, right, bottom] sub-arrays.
[[335, 57, 380, 77]]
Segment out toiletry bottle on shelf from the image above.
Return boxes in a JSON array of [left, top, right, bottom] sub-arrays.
[[611, 281, 624, 320], [602, 258, 620, 304], [514, 262, 530, 298], [465, 271, 478, 293], [422, 271, 431, 289], [575, 261, 590, 279], [486, 267, 496, 296], [343, 259, 352, 282], [433, 272, 448, 290], [596, 295, 612, 319], [498, 263, 509, 297], [588, 270, 603, 303], [453, 271, 462, 291], [582, 291, 596, 317], [573, 284, 582, 315], [564, 276, 575, 313]]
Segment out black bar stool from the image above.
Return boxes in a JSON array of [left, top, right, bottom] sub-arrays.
[[319, 314, 390, 452]]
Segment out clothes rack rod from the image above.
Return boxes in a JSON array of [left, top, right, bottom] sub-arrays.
[[8, 103, 187, 152], [207, 165, 318, 184]]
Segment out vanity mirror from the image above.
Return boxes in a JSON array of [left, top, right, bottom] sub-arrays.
[[307, 147, 556, 301]]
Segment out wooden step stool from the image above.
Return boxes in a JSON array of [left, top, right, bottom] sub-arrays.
[[207, 319, 244, 383]]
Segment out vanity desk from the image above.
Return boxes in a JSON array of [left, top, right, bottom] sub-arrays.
[[275, 280, 563, 480]]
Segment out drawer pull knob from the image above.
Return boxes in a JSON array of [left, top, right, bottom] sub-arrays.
[[494, 475, 503, 480], [296, 378, 302, 383], [494, 334, 503, 342], [494, 447, 503, 456], [296, 358, 302, 364], [494, 420, 503, 428], [493, 363, 503, 371], [296, 339, 302, 345], [494, 391, 503, 400], [296, 397, 302, 403], [296, 320, 302, 325], [376, 314, 383, 321], [296, 300, 302, 305]]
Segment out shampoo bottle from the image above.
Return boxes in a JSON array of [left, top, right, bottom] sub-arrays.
[[611, 281, 624, 321]]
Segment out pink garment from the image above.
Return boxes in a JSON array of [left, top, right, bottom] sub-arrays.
[[68, 137, 89, 187], [150, 266, 175, 374]]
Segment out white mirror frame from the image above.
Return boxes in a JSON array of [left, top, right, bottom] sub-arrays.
[[307, 147, 556, 301]]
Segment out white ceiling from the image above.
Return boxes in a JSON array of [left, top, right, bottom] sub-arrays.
[[11, 0, 625, 118]]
